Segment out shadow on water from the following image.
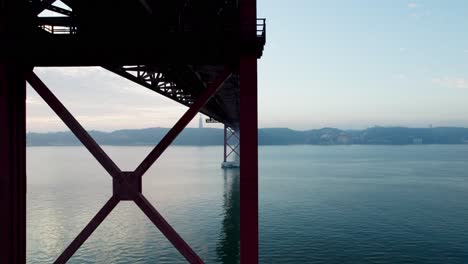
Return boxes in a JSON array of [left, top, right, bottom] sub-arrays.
[[216, 169, 240, 264]]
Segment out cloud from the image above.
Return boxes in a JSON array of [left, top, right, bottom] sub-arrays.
[[408, 3, 418, 8], [433, 77, 468, 90]]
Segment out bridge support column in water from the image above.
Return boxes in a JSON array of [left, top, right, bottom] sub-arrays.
[[0, 65, 27, 263], [222, 125, 240, 168], [239, 0, 259, 262], [240, 54, 259, 264], [0, 0, 29, 261], [1, 0, 265, 262]]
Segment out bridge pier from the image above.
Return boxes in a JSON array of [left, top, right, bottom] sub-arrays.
[[222, 125, 240, 169], [240, 54, 258, 264], [239, 0, 259, 262], [0, 0, 30, 262], [1, 0, 263, 262], [0, 65, 27, 264]]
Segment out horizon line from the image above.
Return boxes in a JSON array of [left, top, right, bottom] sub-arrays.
[[26, 125, 468, 134]]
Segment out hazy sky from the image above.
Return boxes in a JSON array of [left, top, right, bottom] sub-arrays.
[[28, 0, 468, 132]]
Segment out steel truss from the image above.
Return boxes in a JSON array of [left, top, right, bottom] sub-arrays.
[[34, 0, 77, 35], [26, 68, 232, 264], [104, 65, 196, 106], [104, 65, 231, 126], [224, 126, 240, 162], [2, 0, 260, 262]]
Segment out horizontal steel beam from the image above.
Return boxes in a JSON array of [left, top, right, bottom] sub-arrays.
[[38, 17, 74, 26], [46, 5, 73, 17], [1, 34, 242, 66]]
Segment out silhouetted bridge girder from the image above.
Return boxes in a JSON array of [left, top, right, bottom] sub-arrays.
[[104, 65, 241, 128], [1, 0, 263, 263], [2, 0, 266, 127], [5, 0, 265, 66]]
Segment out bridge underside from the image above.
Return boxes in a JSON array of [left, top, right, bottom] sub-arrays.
[[1, 0, 263, 263], [105, 64, 242, 128], [2, 0, 266, 127]]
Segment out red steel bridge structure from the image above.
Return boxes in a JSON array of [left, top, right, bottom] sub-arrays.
[[0, 0, 266, 263]]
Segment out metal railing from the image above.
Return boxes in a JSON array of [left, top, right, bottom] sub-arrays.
[[256, 18, 266, 41], [39, 24, 77, 35]]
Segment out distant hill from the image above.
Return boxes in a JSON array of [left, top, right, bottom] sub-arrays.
[[27, 127, 468, 146]]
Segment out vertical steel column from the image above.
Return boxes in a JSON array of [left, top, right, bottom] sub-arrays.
[[240, 0, 258, 262], [0, 65, 27, 264], [224, 124, 228, 162], [239, 56, 258, 264], [1, 1, 29, 261]]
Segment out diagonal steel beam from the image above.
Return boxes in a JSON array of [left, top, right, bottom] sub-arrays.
[[227, 144, 239, 158], [226, 132, 235, 142], [54, 196, 120, 264], [134, 194, 204, 264], [229, 129, 240, 140], [46, 5, 73, 17], [104, 66, 231, 126], [34, 0, 57, 15], [26, 72, 122, 179], [138, 0, 153, 14], [133, 68, 232, 178], [0, 64, 27, 264]]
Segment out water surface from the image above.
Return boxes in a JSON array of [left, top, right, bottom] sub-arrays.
[[27, 145, 468, 263]]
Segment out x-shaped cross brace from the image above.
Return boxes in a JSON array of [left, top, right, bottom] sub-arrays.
[[26, 68, 232, 264], [225, 127, 240, 159]]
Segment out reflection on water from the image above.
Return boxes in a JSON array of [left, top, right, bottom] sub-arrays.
[[27, 146, 241, 263], [217, 169, 240, 264], [27, 145, 468, 263]]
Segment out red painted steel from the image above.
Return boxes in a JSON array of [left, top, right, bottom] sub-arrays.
[[113, 171, 142, 201], [26, 72, 122, 179], [240, 54, 259, 264], [134, 68, 232, 178], [0, 65, 27, 264], [135, 194, 204, 264], [26, 70, 232, 263], [3, 1, 263, 263], [54, 197, 120, 264], [1, 0, 29, 262], [240, 0, 259, 262]]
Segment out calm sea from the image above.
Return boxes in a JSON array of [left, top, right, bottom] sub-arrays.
[[27, 145, 468, 263]]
